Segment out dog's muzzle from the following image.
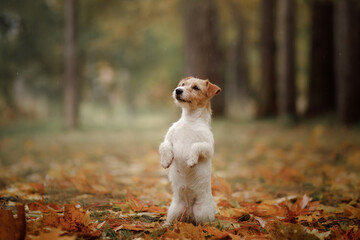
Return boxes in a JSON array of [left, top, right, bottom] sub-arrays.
[[174, 88, 190, 103], [175, 88, 183, 96]]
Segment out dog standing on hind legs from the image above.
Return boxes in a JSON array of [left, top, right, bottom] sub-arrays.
[[159, 77, 221, 226]]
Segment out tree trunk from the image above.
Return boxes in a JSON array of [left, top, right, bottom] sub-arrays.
[[257, 0, 277, 118], [277, 0, 296, 120], [64, 0, 79, 129], [183, 0, 225, 117], [335, 0, 360, 125], [307, 1, 335, 117], [227, 0, 250, 104]]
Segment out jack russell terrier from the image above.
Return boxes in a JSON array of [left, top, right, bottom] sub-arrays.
[[159, 76, 221, 226]]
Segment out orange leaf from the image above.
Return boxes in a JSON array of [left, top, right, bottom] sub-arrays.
[[146, 205, 167, 214], [162, 229, 182, 239], [177, 222, 205, 240], [28, 202, 49, 213], [203, 226, 229, 238], [344, 205, 360, 219], [43, 210, 60, 228], [48, 202, 63, 212], [29, 183, 45, 194], [34, 228, 76, 240], [212, 176, 232, 195], [120, 224, 145, 231], [60, 204, 94, 233]]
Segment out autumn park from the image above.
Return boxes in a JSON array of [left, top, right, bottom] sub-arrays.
[[1, 0, 360, 239]]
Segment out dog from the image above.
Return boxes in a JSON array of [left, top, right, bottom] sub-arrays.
[[159, 76, 221, 226]]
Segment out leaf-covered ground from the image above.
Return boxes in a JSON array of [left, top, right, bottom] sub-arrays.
[[0, 117, 360, 239]]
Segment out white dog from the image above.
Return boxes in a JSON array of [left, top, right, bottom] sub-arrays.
[[159, 77, 221, 226]]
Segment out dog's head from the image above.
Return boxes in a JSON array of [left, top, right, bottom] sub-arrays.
[[172, 77, 221, 110]]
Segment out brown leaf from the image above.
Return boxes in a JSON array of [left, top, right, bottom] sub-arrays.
[[146, 205, 167, 214], [177, 222, 205, 240], [28, 183, 44, 194], [0, 208, 16, 240], [0, 205, 26, 240], [203, 226, 229, 238], [43, 210, 60, 228], [48, 202, 63, 212], [60, 204, 94, 233], [162, 229, 181, 239], [268, 221, 318, 240], [120, 223, 145, 231], [344, 205, 360, 219], [28, 202, 50, 213], [33, 228, 76, 240], [212, 176, 232, 195]]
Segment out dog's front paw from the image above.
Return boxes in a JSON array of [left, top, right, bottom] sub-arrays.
[[187, 154, 198, 167], [159, 142, 173, 169], [161, 156, 173, 169]]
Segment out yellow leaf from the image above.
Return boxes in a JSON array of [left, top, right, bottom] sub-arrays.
[[34, 228, 76, 240]]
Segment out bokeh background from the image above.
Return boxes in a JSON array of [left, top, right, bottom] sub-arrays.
[[1, 1, 360, 239], [1, 0, 359, 128]]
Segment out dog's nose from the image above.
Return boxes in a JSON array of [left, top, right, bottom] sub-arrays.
[[176, 88, 183, 95]]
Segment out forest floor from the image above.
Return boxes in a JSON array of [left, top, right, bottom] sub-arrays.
[[0, 113, 360, 239]]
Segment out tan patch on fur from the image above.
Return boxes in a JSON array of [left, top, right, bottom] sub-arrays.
[[176, 77, 221, 112], [206, 80, 221, 98]]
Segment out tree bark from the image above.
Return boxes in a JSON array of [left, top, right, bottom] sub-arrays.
[[335, 0, 360, 125], [227, 0, 250, 104], [307, 0, 335, 117], [64, 0, 79, 129], [277, 0, 296, 120], [257, 0, 277, 118], [183, 0, 225, 117]]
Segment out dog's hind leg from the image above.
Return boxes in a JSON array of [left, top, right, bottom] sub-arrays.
[[193, 194, 216, 225], [163, 191, 186, 226]]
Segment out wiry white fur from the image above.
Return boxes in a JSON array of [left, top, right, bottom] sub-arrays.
[[160, 81, 217, 226]]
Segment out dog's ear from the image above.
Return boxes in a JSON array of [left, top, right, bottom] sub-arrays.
[[206, 80, 221, 98]]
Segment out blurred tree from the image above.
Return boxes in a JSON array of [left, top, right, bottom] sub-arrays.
[[85, 0, 182, 118], [0, 13, 17, 112], [226, 0, 250, 103], [277, 0, 296, 120], [335, 0, 360, 125], [183, 0, 225, 116], [0, 1, 63, 119], [257, 0, 277, 118], [306, 0, 334, 117], [64, 0, 79, 129]]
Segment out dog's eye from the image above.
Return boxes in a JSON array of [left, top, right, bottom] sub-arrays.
[[182, 83, 185, 86], [193, 85, 199, 91]]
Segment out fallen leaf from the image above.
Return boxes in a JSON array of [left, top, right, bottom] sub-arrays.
[[42, 210, 60, 228], [203, 226, 229, 238], [177, 222, 205, 240], [212, 176, 232, 195], [59, 204, 95, 234], [254, 216, 267, 228], [268, 221, 318, 240], [344, 205, 360, 219], [0, 205, 25, 240], [34, 228, 76, 240], [28, 202, 49, 213]]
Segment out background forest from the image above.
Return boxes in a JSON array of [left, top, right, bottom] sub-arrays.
[[1, 0, 360, 239], [1, 0, 359, 127]]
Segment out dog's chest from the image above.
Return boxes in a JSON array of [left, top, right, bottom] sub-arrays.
[[169, 121, 213, 160]]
